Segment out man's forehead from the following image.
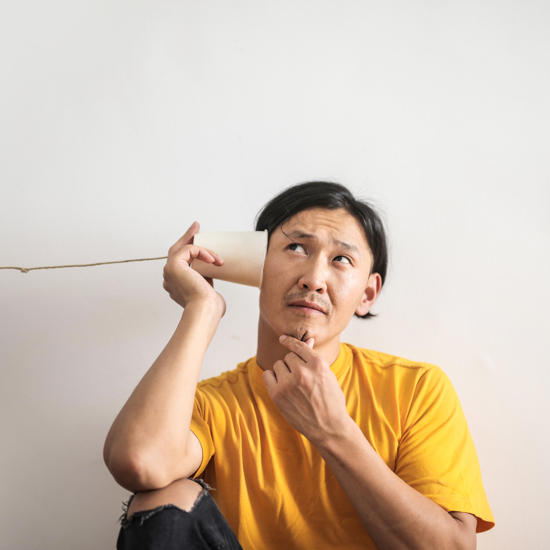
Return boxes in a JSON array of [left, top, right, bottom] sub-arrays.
[[284, 229, 362, 256], [279, 208, 371, 255]]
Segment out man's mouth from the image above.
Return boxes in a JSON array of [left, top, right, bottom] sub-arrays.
[[288, 300, 326, 315]]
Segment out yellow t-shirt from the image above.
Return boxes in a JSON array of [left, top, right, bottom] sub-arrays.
[[190, 343, 494, 549]]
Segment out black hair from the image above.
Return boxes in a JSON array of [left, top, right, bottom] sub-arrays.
[[254, 181, 388, 320]]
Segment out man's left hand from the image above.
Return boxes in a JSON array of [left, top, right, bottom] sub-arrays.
[[262, 335, 351, 445]]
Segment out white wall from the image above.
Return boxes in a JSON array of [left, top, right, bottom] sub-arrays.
[[1, 1, 548, 548]]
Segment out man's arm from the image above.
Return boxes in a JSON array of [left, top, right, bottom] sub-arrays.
[[263, 335, 477, 550], [103, 222, 225, 493], [315, 417, 477, 550]]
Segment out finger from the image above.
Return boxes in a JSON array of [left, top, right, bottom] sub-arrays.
[[262, 369, 278, 390], [273, 359, 291, 375], [305, 338, 315, 349], [164, 246, 223, 282], [279, 335, 315, 363], [201, 247, 224, 265], [176, 245, 224, 268], [282, 352, 305, 372], [168, 221, 200, 257], [189, 246, 224, 265]]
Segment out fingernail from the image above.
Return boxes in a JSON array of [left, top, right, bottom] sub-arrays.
[[279, 335, 287, 341]]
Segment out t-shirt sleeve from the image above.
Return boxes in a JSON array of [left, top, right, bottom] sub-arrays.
[[189, 387, 215, 479], [395, 366, 495, 533]]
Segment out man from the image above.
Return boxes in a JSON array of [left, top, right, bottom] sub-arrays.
[[104, 181, 494, 549]]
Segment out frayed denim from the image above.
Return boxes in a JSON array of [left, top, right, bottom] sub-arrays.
[[117, 479, 243, 550]]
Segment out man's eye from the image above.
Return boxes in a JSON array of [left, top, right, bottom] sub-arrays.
[[288, 243, 306, 253], [334, 255, 351, 264]]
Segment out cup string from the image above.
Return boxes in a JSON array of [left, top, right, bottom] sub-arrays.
[[0, 256, 168, 273]]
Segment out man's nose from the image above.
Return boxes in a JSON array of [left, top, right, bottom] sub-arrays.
[[298, 259, 328, 293]]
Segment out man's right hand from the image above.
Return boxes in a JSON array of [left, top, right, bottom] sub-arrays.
[[163, 221, 226, 317]]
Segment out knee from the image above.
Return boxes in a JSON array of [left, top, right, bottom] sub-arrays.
[[127, 478, 204, 518]]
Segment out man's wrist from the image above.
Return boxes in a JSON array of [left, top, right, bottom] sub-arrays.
[[311, 415, 364, 456], [177, 298, 224, 343], [183, 297, 224, 319]]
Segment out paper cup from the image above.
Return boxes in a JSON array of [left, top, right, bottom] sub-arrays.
[[192, 230, 268, 288]]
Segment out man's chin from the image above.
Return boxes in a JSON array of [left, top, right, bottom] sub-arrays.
[[286, 325, 313, 342]]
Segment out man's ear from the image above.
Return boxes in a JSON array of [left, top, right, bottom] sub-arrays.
[[355, 273, 382, 317]]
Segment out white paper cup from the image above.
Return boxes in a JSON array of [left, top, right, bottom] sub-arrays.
[[192, 230, 268, 288]]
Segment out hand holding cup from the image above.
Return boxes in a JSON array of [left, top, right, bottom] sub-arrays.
[[163, 222, 226, 317]]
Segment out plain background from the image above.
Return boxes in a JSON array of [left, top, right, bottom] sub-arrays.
[[1, 1, 549, 548]]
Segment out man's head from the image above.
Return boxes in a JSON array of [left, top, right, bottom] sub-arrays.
[[255, 181, 388, 345]]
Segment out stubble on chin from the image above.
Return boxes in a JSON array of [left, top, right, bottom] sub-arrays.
[[289, 326, 310, 342]]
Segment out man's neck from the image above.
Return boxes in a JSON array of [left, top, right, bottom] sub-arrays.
[[255, 316, 342, 371]]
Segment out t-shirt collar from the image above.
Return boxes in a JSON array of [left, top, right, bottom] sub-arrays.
[[250, 342, 352, 391]]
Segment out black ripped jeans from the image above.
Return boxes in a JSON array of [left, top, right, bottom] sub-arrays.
[[116, 479, 243, 550]]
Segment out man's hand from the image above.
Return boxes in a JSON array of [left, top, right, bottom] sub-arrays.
[[262, 335, 351, 445], [163, 221, 226, 317], [264, 336, 478, 550]]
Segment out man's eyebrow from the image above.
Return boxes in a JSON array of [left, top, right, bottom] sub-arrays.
[[286, 230, 362, 255]]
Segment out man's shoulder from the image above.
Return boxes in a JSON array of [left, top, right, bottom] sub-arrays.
[[344, 344, 458, 415], [343, 343, 449, 386], [196, 358, 253, 393], [344, 343, 440, 372]]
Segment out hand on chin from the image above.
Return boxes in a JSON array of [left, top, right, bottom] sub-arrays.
[[285, 324, 313, 343]]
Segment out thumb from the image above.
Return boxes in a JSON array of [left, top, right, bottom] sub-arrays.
[[305, 338, 315, 348]]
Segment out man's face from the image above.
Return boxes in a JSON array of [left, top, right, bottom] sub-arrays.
[[259, 207, 380, 345]]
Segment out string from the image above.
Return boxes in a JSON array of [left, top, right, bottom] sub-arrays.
[[0, 256, 168, 273]]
